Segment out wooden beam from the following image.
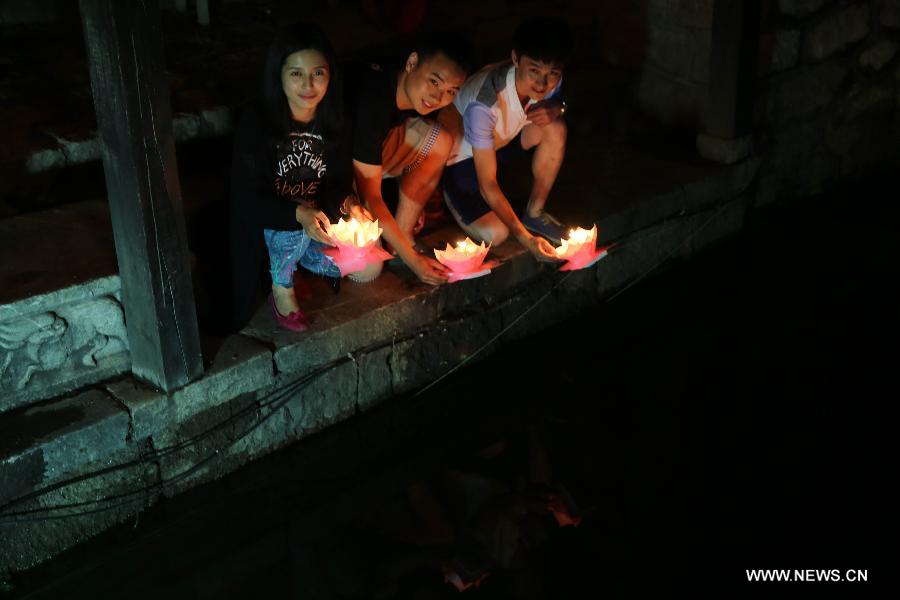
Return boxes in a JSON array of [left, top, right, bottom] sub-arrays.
[[196, 0, 210, 26], [706, 0, 761, 139], [79, 0, 203, 392]]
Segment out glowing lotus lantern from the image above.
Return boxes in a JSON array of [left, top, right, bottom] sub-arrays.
[[321, 217, 393, 277], [554, 225, 609, 271], [434, 237, 492, 283]]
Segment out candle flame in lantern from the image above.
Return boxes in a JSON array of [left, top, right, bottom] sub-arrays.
[[330, 217, 382, 248], [555, 225, 597, 258], [455, 238, 483, 256], [321, 216, 393, 277]]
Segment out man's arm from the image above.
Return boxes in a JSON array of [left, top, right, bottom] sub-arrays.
[[353, 159, 448, 285], [471, 147, 557, 260]]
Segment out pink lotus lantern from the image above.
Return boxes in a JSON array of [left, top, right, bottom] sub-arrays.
[[554, 225, 609, 271], [321, 217, 393, 277], [434, 238, 492, 283]]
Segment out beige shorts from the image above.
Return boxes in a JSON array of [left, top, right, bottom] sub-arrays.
[[381, 116, 442, 179]]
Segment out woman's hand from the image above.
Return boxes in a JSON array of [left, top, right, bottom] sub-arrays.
[[295, 205, 333, 245]]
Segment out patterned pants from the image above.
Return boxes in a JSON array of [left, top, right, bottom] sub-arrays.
[[263, 229, 340, 287]]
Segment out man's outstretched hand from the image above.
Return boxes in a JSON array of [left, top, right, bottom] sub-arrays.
[[523, 234, 561, 262]]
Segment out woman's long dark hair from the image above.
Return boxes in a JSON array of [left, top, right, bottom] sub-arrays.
[[261, 22, 344, 141]]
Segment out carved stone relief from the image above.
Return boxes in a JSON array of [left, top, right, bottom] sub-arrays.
[[0, 277, 130, 414]]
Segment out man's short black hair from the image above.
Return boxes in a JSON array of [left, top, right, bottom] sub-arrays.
[[513, 16, 574, 66], [413, 31, 475, 75]]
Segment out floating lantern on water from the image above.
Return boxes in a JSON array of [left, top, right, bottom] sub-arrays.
[[554, 225, 609, 271], [442, 564, 490, 592], [321, 217, 393, 277], [434, 238, 492, 283]]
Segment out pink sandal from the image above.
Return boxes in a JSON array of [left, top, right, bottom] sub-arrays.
[[268, 294, 309, 332]]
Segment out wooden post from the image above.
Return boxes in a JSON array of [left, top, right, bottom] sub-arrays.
[[697, 0, 761, 163], [79, 0, 203, 392], [706, 0, 760, 139], [196, 0, 211, 26]]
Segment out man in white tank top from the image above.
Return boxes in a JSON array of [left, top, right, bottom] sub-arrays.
[[438, 16, 573, 259]]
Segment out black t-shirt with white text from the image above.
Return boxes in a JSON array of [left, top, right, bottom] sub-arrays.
[[273, 127, 328, 205], [230, 107, 351, 233]]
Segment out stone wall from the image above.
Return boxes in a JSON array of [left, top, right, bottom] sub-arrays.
[[633, 0, 900, 200], [757, 0, 900, 201], [637, 0, 715, 128]]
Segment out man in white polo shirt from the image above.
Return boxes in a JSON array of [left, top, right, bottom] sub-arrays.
[[438, 16, 572, 259]]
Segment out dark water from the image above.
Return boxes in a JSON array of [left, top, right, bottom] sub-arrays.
[[6, 180, 893, 599]]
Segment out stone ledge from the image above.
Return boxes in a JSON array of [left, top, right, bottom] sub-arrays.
[[246, 237, 543, 379], [0, 389, 130, 506], [105, 334, 273, 442], [0, 275, 119, 318], [24, 107, 233, 174]]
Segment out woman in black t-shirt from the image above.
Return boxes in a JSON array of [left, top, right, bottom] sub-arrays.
[[229, 24, 356, 332]]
